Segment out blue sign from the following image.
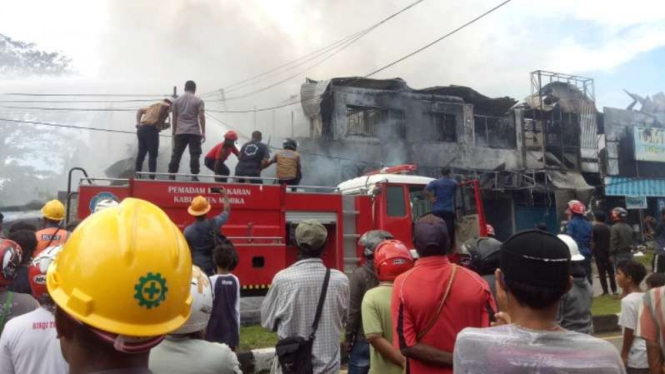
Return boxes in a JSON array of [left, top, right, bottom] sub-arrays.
[[634, 127, 665, 162], [89, 192, 119, 213]]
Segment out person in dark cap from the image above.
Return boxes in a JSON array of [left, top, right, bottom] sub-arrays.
[[454, 230, 624, 374], [390, 214, 495, 374]]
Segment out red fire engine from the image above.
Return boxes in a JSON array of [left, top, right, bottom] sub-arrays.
[[67, 165, 486, 295]]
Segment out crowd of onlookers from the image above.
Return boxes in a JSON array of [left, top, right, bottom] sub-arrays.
[[4, 191, 665, 374]]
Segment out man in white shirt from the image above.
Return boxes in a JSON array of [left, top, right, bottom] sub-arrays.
[[0, 245, 68, 374]]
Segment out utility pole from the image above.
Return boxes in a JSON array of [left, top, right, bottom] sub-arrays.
[[291, 111, 294, 138]]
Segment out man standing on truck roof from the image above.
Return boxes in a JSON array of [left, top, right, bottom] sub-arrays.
[[235, 131, 270, 184], [169, 80, 206, 182], [135, 98, 172, 180], [266, 138, 302, 186], [184, 193, 231, 276], [35, 200, 70, 256], [425, 168, 458, 248]]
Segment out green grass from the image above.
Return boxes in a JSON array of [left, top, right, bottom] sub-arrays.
[[635, 251, 655, 269], [591, 294, 621, 316], [239, 325, 278, 351]]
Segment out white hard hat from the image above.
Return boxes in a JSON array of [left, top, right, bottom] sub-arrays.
[[557, 234, 585, 262], [94, 198, 120, 213], [172, 266, 213, 335]]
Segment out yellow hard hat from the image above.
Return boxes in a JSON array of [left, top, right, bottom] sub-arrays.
[[187, 195, 211, 216], [41, 199, 65, 221], [47, 198, 192, 337]]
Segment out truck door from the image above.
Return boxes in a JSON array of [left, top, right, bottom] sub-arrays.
[[455, 181, 486, 248], [377, 183, 413, 247]]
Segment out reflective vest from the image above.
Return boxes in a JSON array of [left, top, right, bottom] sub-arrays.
[[35, 227, 70, 255]]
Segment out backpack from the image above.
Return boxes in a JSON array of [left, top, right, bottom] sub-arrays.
[[208, 220, 239, 271]]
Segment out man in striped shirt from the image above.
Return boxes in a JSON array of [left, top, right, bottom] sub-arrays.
[[637, 286, 665, 373]]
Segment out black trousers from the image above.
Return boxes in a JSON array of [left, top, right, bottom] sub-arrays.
[[136, 125, 159, 179], [596, 256, 617, 294], [168, 134, 202, 175], [432, 210, 456, 248], [214, 160, 231, 183]]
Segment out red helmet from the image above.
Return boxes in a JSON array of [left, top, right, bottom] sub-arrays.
[[224, 130, 238, 141], [486, 224, 495, 237], [612, 207, 628, 222], [567, 200, 586, 215], [29, 245, 63, 301], [374, 240, 414, 282], [0, 239, 22, 286]]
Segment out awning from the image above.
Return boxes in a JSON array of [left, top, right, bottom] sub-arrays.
[[604, 176, 665, 197], [547, 171, 594, 191]]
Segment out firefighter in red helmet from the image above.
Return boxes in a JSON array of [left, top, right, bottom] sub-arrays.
[[362, 240, 414, 373], [565, 200, 593, 285], [205, 130, 240, 182]]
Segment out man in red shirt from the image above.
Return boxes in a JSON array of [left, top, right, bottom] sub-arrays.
[[204, 130, 239, 182], [391, 215, 495, 374]]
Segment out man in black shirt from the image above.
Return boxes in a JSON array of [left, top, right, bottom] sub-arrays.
[[235, 131, 270, 184], [592, 211, 617, 296]]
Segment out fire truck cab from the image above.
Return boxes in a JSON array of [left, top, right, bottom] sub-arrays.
[[69, 165, 485, 295]]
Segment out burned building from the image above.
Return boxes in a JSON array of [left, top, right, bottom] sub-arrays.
[[298, 71, 600, 240], [603, 91, 665, 224]]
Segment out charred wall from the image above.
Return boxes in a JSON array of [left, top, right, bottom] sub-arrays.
[[604, 107, 665, 178]]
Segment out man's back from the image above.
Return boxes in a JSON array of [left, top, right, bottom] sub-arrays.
[[592, 222, 611, 257], [426, 177, 457, 212], [391, 256, 493, 374], [149, 336, 241, 374], [567, 216, 592, 255], [261, 259, 349, 374], [454, 324, 624, 373], [611, 222, 634, 254], [173, 92, 203, 135], [35, 227, 69, 255], [0, 307, 68, 374], [183, 212, 229, 273], [206, 274, 241, 348], [275, 150, 300, 180], [557, 277, 593, 334], [237, 140, 269, 175]]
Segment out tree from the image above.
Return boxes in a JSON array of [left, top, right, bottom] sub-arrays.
[[0, 34, 77, 207], [0, 33, 73, 77]]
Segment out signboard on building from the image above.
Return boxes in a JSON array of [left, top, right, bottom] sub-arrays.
[[634, 127, 665, 162], [626, 195, 648, 210]]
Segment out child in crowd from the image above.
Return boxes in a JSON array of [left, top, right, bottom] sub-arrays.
[[205, 241, 240, 351], [617, 260, 649, 374], [645, 273, 665, 290], [361, 240, 414, 374]]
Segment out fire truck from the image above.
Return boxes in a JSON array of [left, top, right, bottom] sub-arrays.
[[67, 165, 486, 295]]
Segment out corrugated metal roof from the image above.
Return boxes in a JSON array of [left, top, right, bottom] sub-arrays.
[[604, 176, 665, 196]]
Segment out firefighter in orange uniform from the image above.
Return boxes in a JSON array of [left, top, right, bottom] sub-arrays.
[[34, 200, 70, 255]]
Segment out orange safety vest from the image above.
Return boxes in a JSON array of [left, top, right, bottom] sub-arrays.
[[35, 227, 70, 255]]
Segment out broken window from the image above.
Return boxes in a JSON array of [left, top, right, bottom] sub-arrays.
[[346, 106, 405, 138], [474, 115, 516, 149], [431, 112, 457, 142]]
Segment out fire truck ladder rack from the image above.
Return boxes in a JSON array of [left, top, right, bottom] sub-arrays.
[[342, 194, 360, 274]]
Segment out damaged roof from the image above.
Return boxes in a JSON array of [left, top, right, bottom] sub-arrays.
[[301, 77, 518, 117]]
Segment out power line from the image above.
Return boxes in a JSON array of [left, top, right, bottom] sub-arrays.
[[0, 93, 170, 97], [202, 0, 427, 99], [205, 0, 512, 114], [0, 105, 138, 112], [364, 0, 512, 78], [0, 117, 172, 136], [0, 98, 159, 104]]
